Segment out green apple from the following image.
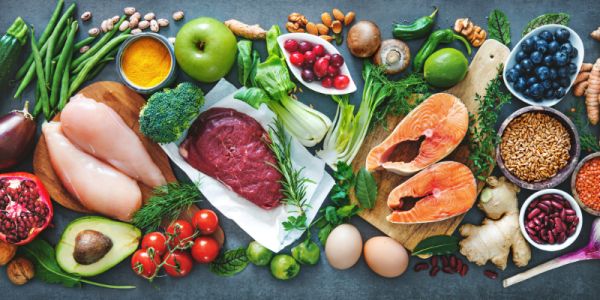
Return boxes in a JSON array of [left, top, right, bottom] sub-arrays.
[[175, 17, 237, 83]]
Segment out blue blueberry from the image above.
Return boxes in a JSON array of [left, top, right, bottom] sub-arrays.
[[532, 35, 542, 42], [506, 68, 520, 82], [535, 39, 549, 53], [568, 63, 578, 75], [527, 76, 538, 87], [556, 87, 567, 98], [515, 77, 527, 91], [524, 88, 531, 96], [559, 77, 570, 87], [522, 38, 535, 53], [530, 83, 544, 99], [560, 42, 573, 55], [552, 81, 561, 90], [558, 66, 570, 78], [571, 47, 578, 59], [554, 52, 569, 66], [550, 68, 558, 80], [548, 41, 560, 53], [539, 30, 554, 42], [536, 66, 551, 81], [555, 28, 570, 43], [544, 88, 556, 99], [514, 63, 524, 75], [544, 55, 554, 66], [522, 59, 534, 72], [516, 50, 527, 63], [531, 51, 543, 64]]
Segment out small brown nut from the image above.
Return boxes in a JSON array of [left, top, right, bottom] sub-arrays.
[[344, 11, 355, 26], [320, 35, 334, 42], [100, 20, 108, 33], [157, 18, 169, 27], [317, 23, 329, 35], [79, 45, 90, 54], [470, 26, 487, 47], [111, 15, 120, 24], [331, 20, 342, 34], [286, 21, 299, 32], [7, 257, 34, 285], [306, 22, 318, 35], [144, 12, 155, 21], [124, 7, 136, 15], [321, 12, 333, 27], [88, 27, 100, 36], [0, 240, 17, 266], [80, 11, 92, 22], [129, 18, 139, 28], [298, 16, 308, 26], [131, 12, 141, 20], [172, 11, 184, 21], [332, 8, 344, 22], [138, 20, 150, 30], [119, 20, 130, 32], [131, 28, 142, 35], [150, 20, 159, 32], [288, 12, 302, 23]]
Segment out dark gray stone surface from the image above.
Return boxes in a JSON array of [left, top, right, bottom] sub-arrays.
[[1, 0, 599, 299]]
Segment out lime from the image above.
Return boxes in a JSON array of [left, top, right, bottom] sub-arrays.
[[424, 48, 468, 88]]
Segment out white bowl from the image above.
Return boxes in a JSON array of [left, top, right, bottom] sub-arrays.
[[519, 189, 583, 251], [277, 33, 357, 95], [503, 24, 584, 107]]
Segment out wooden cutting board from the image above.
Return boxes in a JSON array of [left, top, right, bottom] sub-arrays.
[[33, 81, 177, 213], [350, 40, 510, 250]]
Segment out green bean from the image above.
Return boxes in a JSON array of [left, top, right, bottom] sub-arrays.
[[69, 34, 130, 95], [75, 43, 120, 75], [15, 0, 64, 80], [30, 28, 50, 119], [33, 83, 42, 117], [71, 15, 125, 71], [58, 54, 72, 111], [85, 57, 114, 81], [13, 40, 51, 99], [50, 21, 77, 109], [44, 3, 76, 81], [74, 36, 96, 50]]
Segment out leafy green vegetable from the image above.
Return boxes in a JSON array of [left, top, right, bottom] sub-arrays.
[[412, 235, 459, 256], [234, 87, 271, 109], [237, 40, 253, 87], [256, 56, 296, 100], [488, 9, 511, 46], [522, 13, 570, 36], [267, 118, 312, 232], [468, 67, 511, 180], [139, 82, 204, 143], [354, 168, 377, 209], [249, 50, 261, 87], [209, 248, 249, 277], [132, 183, 202, 232], [567, 103, 600, 152], [266, 25, 282, 58], [21, 239, 134, 289]]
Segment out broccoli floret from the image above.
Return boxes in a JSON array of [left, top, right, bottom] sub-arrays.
[[139, 82, 204, 143]]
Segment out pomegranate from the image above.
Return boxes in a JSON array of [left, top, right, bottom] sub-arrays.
[[0, 172, 53, 245]]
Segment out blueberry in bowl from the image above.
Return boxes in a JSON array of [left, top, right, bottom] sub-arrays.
[[503, 25, 584, 107]]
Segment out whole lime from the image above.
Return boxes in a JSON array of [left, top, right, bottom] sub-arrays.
[[423, 48, 468, 88], [270, 254, 300, 280], [246, 241, 273, 266]]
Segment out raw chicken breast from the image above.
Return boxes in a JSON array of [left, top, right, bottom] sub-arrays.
[[61, 94, 166, 187], [42, 122, 142, 222]]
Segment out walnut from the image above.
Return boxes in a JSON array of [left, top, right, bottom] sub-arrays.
[[286, 22, 305, 33], [454, 18, 487, 47], [0, 240, 17, 266], [7, 257, 35, 285]]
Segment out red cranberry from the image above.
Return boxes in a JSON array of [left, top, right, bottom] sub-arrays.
[[298, 41, 312, 53], [330, 54, 344, 67], [289, 52, 305, 67], [321, 76, 333, 88], [313, 57, 330, 78], [333, 75, 350, 90], [327, 65, 340, 77], [304, 50, 317, 64], [283, 39, 299, 52], [301, 69, 315, 82], [312, 44, 326, 57]]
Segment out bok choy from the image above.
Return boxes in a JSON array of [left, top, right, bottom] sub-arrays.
[[233, 25, 332, 147]]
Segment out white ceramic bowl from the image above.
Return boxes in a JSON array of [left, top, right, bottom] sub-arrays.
[[503, 24, 584, 107], [519, 189, 583, 251], [277, 33, 357, 95]]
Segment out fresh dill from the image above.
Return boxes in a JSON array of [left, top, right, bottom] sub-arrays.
[[567, 102, 600, 152]]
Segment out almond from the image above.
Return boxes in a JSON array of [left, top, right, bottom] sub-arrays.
[[331, 20, 342, 34], [332, 8, 344, 22], [317, 23, 329, 35], [306, 22, 318, 35], [320, 35, 333, 42], [344, 11, 355, 26], [321, 12, 332, 27]]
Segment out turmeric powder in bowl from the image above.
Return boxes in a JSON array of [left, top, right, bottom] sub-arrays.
[[118, 34, 174, 92]]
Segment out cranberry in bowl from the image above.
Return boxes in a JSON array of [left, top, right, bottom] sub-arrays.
[[519, 189, 582, 251], [277, 33, 356, 95]]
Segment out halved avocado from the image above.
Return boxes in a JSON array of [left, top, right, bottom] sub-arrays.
[[56, 216, 141, 277]]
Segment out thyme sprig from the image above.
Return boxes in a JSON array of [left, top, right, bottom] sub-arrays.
[[267, 118, 313, 231], [468, 66, 512, 180]]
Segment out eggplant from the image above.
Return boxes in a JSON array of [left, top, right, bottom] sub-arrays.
[[0, 101, 36, 169]]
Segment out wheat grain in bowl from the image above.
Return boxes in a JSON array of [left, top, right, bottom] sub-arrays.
[[499, 112, 571, 182]]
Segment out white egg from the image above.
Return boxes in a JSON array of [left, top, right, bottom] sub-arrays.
[[363, 236, 409, 278], [325, 224, 363, 270]]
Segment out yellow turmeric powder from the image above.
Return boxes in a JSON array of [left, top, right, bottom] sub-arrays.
[[121, 37, 172, 88]]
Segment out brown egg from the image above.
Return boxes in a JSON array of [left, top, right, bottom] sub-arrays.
[[325, 224, 363, 270], [363, 236, 409, 278]]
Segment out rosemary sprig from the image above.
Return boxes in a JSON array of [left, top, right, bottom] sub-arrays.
[[567, 102, 600, 152], [468, 66, 512, 181], [267, 118, 313, 231], [132, 182, 202, 232]]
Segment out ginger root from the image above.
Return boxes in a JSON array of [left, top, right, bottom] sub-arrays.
[[459, 176, 531, 270], [572, 60, 600, 125], [454, 18, 487, 47], [224, 19, 267, 40], [592, 27, 600, 42]]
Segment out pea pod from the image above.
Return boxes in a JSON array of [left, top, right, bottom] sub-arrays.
[[392, 7, 438, 40], [413, 29, 472, 71]]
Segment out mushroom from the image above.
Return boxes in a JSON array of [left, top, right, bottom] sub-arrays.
[[346, 21, 381, 58], [373, 39, 411, 74]]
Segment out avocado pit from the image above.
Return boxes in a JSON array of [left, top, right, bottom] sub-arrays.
[[73, 230, 113, 265]]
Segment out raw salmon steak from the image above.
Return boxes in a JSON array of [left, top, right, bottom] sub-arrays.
[[366, 93, 468, 175], [387, 161, 476, 224]]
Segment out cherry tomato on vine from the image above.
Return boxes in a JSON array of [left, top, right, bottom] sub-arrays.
[[166, 220, 194, 248], [131, 249, 161, 279], [141, 232, 167, 256], [163, 251, 194, 277], [191, 236, 220, 263], [192, 209, 219, 235]]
